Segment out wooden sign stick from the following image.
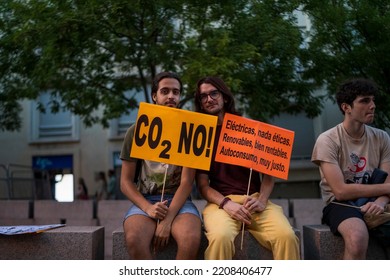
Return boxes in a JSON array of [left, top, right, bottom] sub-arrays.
[[240, 168, 253, 250]]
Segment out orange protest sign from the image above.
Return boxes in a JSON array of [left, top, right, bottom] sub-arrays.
[[215, 113, 294, 180], [130, 103, 217, 170]]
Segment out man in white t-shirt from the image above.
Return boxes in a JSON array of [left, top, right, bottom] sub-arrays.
[[312, 78, 390, 259]]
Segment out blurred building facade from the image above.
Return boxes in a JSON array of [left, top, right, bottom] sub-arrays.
[[0, 10, 344, 201], [0, 88, 343, 201]]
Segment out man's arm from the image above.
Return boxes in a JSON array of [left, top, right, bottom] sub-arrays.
[[163, 167, 195, 222], [258, 174, 274, 204], [368, 161, 390, 213], [120, 160, 167, 219], [154, 167, 196, 248], [320, 161, 390, 201], [197, 172, 252, 225], [243, 174, 274, 213], [197, 172, 225, 206]]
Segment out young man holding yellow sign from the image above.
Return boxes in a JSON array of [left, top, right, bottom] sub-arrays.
[[194, 76, 299, 260], [120, 72, 201, 259]]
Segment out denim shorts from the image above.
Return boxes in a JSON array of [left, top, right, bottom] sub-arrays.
[[124, 194, 201, 221]]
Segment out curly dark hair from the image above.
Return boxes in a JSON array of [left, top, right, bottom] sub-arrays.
[[336, 78, 378, 115]]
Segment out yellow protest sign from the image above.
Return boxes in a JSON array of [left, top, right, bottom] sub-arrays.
[[130, 102, 218, 170], [215, 113, 294, 180]]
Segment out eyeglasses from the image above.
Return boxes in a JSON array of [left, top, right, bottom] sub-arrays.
[[199, 90, 221, 103]]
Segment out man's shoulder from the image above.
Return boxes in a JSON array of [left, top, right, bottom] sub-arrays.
[[123, 124, 137, 139], [317, 124, 341, 140], [127, 123, 136, 133], [366, 125, 388, 136], [312, 125, 341, 163]]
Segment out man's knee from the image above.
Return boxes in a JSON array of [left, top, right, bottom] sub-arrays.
[[124, 229, 140, 248], [345, 230, 369, 249], [340, 224, 369, 258], [124, 225, 152, 250], [206, 228, 235, 244], [339, 218, 369, 245]]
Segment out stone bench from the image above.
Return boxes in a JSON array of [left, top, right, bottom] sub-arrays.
[[33, 200, 98, 226], [97, 200, 131, 260], [0, 226, 104, 260], [0, 200, 34, 226], [290, 198, 323, 255], [112, 226, 301, 260], [303, 224, 390, 259]]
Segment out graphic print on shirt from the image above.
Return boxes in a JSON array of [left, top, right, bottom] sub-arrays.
[[138, 162, 182, 195], [348, 152, 367, 172], [346, 152, 369, 184]]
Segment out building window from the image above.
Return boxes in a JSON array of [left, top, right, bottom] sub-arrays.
[[30, 91, 80, 143], [109, 89, 146, 139]]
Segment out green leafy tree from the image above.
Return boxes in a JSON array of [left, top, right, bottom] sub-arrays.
[[181, 0, 322, 121], [300, 0, 390, 128], [0, 0, 323, 131], [0, 0, 185, 131]]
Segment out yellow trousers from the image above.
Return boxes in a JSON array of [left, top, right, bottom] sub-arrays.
[[202, 193, 300, 260]]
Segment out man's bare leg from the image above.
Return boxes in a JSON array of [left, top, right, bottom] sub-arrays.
[[171, 213, 202, 260], [338, 217, 369, 260], [123, 215, 156, 259]]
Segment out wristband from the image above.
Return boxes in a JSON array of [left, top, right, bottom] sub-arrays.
[[219, 197, 231, 209]]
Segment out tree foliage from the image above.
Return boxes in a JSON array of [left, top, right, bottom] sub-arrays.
[[5, 1, 388, 131], [0, 0, 186, 130], [300, 0, 390, 128], [181, 0, 322, 121]]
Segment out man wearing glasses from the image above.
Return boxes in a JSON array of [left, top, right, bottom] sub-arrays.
[[194, 76, 300, 260]]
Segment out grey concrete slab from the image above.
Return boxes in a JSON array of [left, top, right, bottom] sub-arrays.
[[0, 200, 31, 219], [32, 218, 98, 226], [97, 200, 131, 260], [0, 226, 104, 260], [303, 224, 390, 260], [97, 200, 131, 220], [112, 226, 301, 260], [0, 218, 34, 226], [34, 200, 95, 220], [291, 198, 323, 229]]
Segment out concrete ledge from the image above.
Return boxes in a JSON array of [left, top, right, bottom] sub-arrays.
[[33, 200, 98, 226], [0, 200, 32, 219], [291, 199, 323, 231], [0, 218, 35, 226], [34, 200, 95, 221], [0, 226, 104, 260], [303, 224, 390, 259], [97, 200, 131, 260], [112, 226, 300, 260], [113, 226, 208, 260]]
